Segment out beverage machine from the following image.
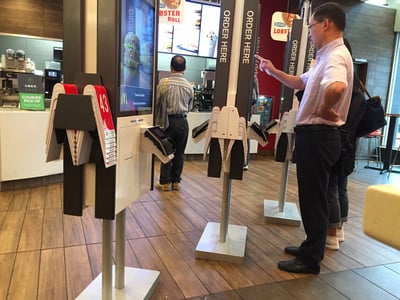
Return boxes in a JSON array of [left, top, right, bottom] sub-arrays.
[[44, 61, 62, 98]]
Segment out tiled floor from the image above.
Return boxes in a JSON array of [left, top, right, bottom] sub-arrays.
[[194, 264, 400, 299], [189, 159, 400, 300], [0, 157, 399, 299]]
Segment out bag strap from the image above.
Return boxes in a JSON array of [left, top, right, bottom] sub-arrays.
[[161, 78, 168, 95], [358, 79, 372, 99]]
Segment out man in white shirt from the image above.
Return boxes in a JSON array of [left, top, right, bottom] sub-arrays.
[[256, 2, 353, 274]]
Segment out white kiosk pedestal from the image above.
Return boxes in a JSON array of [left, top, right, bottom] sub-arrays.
[[264, 200, 302, 226], [264, 160, 301, 226], [75, 116, 166, 300], [76, 267, 159, 300], [195, 172, 247, 264], [76, 212, 160, 300], [195, 0, 261, 264], [195, 222, 247, 264]]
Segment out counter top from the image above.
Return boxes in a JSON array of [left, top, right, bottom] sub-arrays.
[[0, 107, 50, 112], [0, 109, 63, 183]]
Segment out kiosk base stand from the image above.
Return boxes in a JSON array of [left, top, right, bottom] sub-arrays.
[[76, 213, 160, 300], [263, 160, 301, 226], [195, 222, 247, 264], [76, 267, 160, 300], [264, 200, 301, 226], [195, 173, 247, 264]]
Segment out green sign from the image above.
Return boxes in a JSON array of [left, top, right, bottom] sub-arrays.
[[17, 73, 45, 111], [19, 93, 45, 110]]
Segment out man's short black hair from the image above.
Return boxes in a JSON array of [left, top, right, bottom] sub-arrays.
[[171, 55, 186, 72], [313, 2, 346, 32]]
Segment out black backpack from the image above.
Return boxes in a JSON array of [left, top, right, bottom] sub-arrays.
[[336, 90, 366, 176], [355, 81, 386, 137]]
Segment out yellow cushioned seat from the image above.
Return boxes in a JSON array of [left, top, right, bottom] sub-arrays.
[[363, 184, 400, 250]]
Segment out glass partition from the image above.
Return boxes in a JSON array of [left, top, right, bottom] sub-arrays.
[[0, 33, 62, 73], [387, 33, 400, 148]]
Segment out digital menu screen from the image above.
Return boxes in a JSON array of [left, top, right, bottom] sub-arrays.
[[198, 4, 220, 57], [158, 1, 220, 58], [119, 0, 155, 115]]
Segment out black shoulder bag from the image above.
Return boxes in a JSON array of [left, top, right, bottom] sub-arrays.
[[355, 80, 386, 137]]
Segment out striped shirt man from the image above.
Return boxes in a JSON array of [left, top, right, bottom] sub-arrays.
[[157, 73, 193, 115]]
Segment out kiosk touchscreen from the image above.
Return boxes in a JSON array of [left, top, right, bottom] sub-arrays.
[[119, 0, 155, 117], [114, 0, 157, 215]]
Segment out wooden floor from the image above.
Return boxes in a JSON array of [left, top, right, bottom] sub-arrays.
[[0, 156, 399, 300]]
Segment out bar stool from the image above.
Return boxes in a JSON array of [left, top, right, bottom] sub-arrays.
[[356, 129, 382, 168]]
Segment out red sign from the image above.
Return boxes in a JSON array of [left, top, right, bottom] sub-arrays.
[[270, 12, 300, 42], [159, 0, 185, 24], [93, 85, 115, 131]]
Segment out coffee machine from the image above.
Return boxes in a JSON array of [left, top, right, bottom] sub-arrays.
[[0, 77, 19, 107], [200, 70, 215, 111], [44, 60, 62, 99], [44, 69, 61, 98]]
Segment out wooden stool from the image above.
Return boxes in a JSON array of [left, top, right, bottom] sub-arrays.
[[363, 184, 400, 249], [356, 129, 382, 169]]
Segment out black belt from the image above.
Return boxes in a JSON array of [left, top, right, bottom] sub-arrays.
[[169, 114, 187, 118], [294, 124, 338, 133]]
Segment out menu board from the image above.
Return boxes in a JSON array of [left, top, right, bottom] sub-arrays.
[[119, 0, 155, 115], [158, 1, 220, 58]]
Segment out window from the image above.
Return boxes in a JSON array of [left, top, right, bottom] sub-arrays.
[[364, 0, 389, 6], [386, 33, 400, 147]]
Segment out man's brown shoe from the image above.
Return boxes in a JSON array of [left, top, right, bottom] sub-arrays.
[[156, 182, 171, 191], [172, 182, 180, 190]]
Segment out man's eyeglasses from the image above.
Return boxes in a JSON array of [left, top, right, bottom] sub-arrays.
[[308, 22, 322, 30]]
